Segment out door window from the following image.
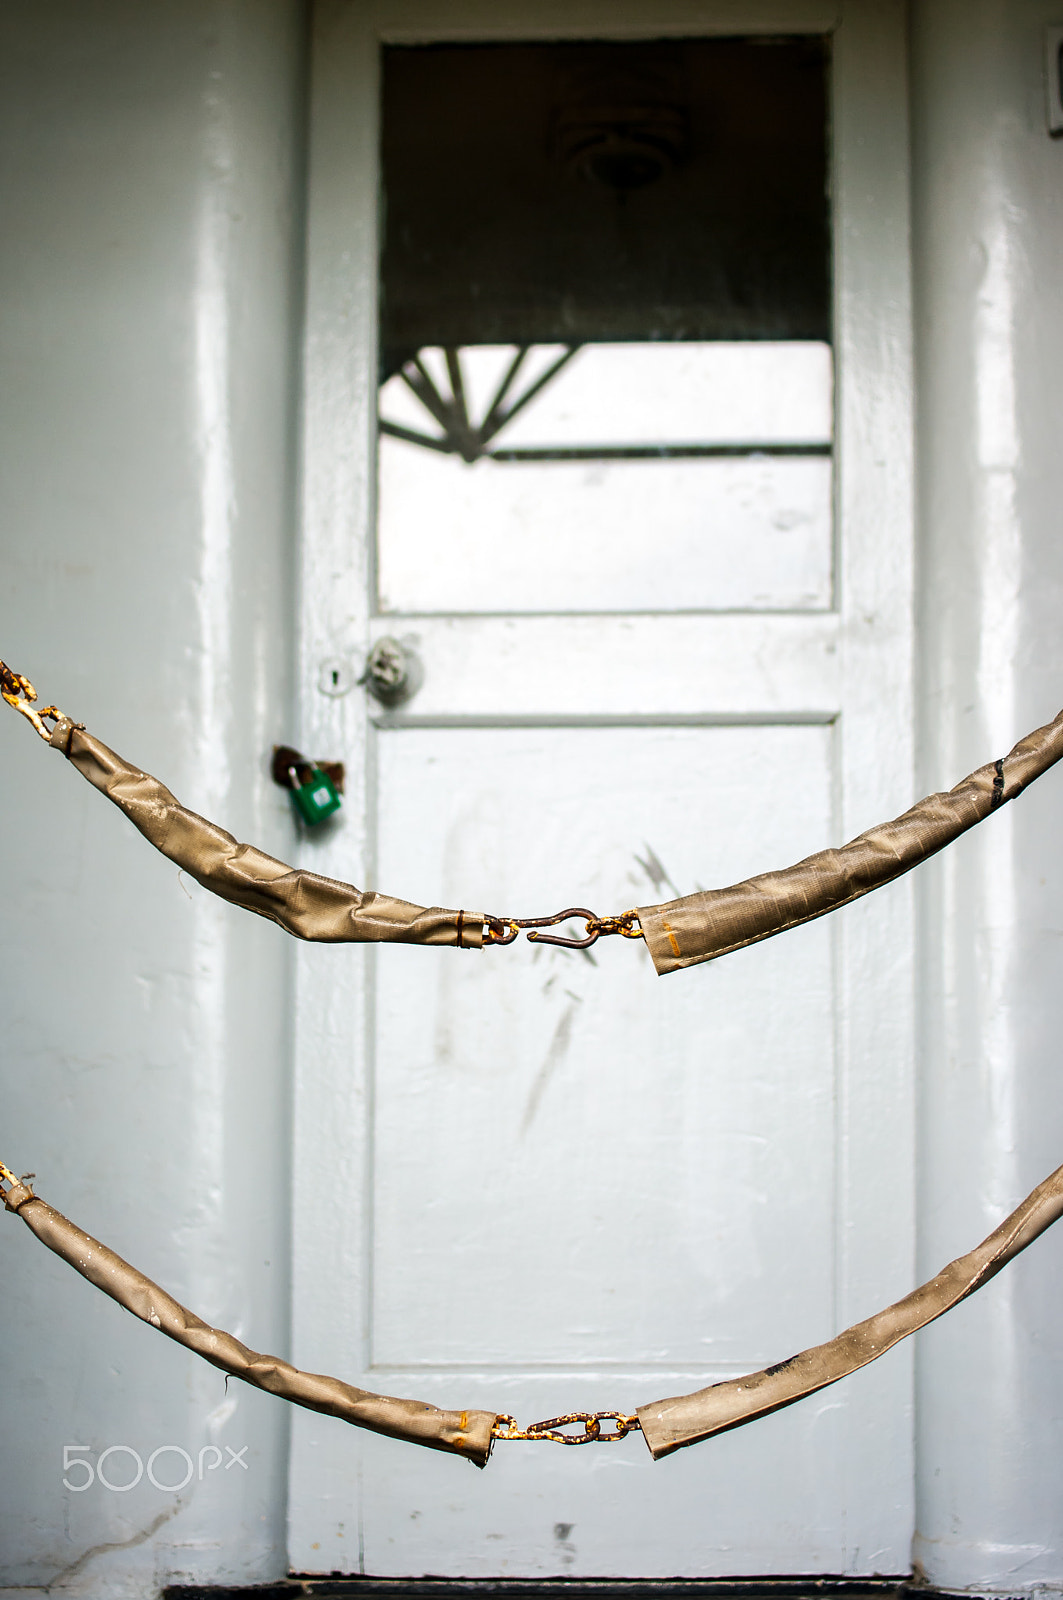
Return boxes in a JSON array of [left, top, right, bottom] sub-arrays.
[[377, 38, 832, 616]]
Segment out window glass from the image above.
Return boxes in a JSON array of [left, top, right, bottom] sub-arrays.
[[378, 39, 831, 616], [378, 342, 832, 614]]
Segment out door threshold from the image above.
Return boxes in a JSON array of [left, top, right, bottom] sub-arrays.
[[164, 1578, 923, 1600]]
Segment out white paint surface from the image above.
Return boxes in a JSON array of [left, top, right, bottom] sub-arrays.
[[0, 1, 303, 1592], [911, 2, 1063, 1592]]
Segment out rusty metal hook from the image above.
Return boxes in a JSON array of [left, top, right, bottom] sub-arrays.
[[520, 908, 602, 948], [482, 908, 643, 949]]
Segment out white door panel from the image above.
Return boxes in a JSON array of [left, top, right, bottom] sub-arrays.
[[291, 0, 913, 1577], [351, 1407, 854, 1579], [367, 616, 841, 720], [378, 445, 833, 615], [373, 724, 834, 1371]]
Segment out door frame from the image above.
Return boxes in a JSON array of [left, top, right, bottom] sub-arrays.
[[290, 0, 914, 1576]]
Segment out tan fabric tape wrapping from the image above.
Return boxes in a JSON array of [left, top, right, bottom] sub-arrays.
[[638, 706, 1063, 975], [8, 1165, 1063, 1468], [3, 1184, 497, 1465], [637, 1158, 1063, 1458], [48, 719, 483, 949]]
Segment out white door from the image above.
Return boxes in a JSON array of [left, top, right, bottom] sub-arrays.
[[290, 0, 914, 1577]]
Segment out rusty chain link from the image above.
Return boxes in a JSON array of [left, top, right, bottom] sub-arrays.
[[0, 659, 70, 743], [492, 1411, 642, 1445]]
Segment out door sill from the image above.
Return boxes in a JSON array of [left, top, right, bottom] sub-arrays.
[[164, 1578, 924, 1600]]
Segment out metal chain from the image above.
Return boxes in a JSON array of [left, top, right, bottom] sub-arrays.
[[492, 1411, 642, 1445], [0, 659, 69, 743]]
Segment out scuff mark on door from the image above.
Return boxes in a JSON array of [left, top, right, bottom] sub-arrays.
[[521, 997, 581, 1133], [635, 842, 680, 899]]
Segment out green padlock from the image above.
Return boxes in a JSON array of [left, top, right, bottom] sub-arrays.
[[288, 762, 342, 826]]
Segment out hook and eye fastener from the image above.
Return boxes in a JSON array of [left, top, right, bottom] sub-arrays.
[[483, 908, 643, 949], [521, 907, 603, 948]]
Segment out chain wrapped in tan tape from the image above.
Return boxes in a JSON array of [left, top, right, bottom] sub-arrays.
[[637, 1157, 1063, 1456], [7, 665, 1063, 1465], [0, 662, 482, 947], [1, 1173, 496, 1465], [44, 716, 483, 950], [8, 663, 1063, 969], [6, 1155, 1063, 1463], [638, 706, 1063, 974]]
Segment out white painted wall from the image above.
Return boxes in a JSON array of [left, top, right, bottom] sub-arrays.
[[912, 1, 1063, 1592], [0, 2, 303, 1593], [2, 0, 1063, 1593]]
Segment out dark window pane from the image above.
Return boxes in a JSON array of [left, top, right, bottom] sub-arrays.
[[379, 36, 830, 374]]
